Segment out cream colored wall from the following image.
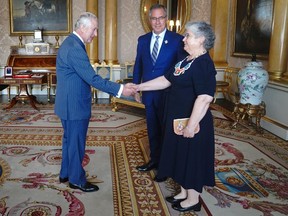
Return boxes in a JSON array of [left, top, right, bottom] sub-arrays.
[[0, 0, 286, 139], [0, 0, 86, 66], [0, 0, 144, 66], [0, 0, 255, 69]]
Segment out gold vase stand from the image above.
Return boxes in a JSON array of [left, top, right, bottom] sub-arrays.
[[231, 101, 266, 133]]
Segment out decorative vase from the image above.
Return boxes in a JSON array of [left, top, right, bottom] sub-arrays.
[[238, 61, 269, 105]]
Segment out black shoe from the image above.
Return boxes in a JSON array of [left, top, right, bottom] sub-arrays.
[[172, 201, 201, 212], [165, 195, 186, 204], [69, 182, 99, 192], [154, 175, 167, 182], [59, 177, 69, 183], [136, 161, 158, 172]]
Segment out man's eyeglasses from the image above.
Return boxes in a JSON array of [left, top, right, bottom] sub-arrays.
[[150, 16, 167, 22]]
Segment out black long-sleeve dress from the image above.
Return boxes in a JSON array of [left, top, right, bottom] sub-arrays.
[[157, 52, 216, 192]]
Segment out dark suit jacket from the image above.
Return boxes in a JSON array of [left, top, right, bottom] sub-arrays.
[[54, 33, 120, 120], [132, 30, 185, 105]]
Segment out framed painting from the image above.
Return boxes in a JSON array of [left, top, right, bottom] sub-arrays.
[[232, 0, 274, 59], [9, 0, 72, 36]]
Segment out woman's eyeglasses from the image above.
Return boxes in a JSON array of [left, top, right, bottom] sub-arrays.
[[183, 33, 190, 38]]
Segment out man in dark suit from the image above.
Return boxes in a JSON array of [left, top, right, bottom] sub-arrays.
[[133, 4, 186, 182], [55, 12, 136, 192]]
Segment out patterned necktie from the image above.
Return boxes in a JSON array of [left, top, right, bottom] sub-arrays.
[[151, 35, 160, 65]]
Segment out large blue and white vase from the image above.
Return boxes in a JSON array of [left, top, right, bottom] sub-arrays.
[[238, 61, 269, 105]]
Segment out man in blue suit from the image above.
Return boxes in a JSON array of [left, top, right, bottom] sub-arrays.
[[133, 4, 186, 182], [55, 12, 136, 192]]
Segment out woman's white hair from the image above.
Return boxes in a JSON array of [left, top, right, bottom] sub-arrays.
[[185, 21, 216, 50]]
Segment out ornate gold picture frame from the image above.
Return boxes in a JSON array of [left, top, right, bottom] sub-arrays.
[[9, 0, 72, 36], [232, 0, 274, 59]]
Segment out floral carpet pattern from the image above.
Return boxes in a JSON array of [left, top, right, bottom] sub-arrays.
[[0, 103, 287, 216], [0, 104, 171, 216]]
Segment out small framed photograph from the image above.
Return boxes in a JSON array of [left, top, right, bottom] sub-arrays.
[[34, 29, 43, 42], [4, 66, 13, 77]]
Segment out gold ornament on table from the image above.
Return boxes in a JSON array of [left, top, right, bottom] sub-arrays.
[[55, 35, 60, 48]]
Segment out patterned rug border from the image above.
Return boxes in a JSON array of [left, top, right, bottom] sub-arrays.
[[0, 103, 145, 116], [0, 103, 111, 110]]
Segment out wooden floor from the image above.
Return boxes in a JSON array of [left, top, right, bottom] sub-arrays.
[[214, 97, 235, 111], [0, 94, 110, 105], [0, 93, 235, 113]]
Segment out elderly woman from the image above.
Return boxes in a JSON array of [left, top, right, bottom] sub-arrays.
[[136, 21, 216, 212]]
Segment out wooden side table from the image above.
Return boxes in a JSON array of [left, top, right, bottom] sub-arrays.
[[7, 46, 57, 102], [0, 76, 46, 111]]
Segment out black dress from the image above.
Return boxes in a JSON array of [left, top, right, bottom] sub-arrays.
[[157, 53, 216, 192]]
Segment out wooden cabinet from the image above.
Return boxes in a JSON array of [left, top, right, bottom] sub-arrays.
[[7, 46, 57, 101]]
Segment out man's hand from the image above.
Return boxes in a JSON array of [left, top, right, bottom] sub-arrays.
[[122, 83, 137, 97]]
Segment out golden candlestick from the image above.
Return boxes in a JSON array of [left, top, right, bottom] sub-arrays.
[[55, 35, 60, 48], [19, 35, 23, 47]]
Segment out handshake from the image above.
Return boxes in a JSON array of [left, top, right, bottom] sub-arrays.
[[122, 83, 141, 103]]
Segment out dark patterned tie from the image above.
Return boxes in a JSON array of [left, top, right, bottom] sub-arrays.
[[151, 35, 159, 65]]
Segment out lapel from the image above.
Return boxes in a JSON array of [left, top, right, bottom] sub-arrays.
[[144, 33, 154, 64]]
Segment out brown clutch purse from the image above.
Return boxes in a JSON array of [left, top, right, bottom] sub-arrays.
[[173, 118, 200, 135]]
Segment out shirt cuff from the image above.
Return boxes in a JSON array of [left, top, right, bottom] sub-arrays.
[[116, 84, 124, 98]]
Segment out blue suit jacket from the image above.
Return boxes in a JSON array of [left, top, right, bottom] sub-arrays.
[[132, 30, 185, 105], [54, 33, 120, 120]]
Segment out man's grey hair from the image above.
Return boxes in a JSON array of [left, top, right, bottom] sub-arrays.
[[74, 12, 97, 30], [149, 4, 167, 17], [185, 21, 216, 50]]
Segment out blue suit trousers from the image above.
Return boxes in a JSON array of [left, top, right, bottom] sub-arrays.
[[145, 103, 163, 164], [60, 119, 89, 185]]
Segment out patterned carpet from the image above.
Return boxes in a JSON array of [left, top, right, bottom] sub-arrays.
[[0, 103, 287, 216]]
